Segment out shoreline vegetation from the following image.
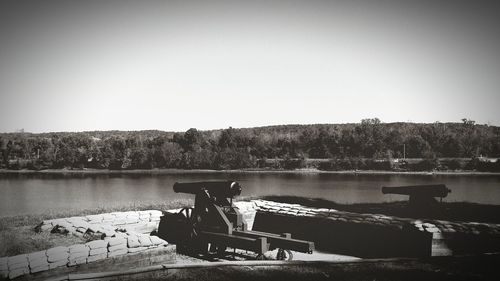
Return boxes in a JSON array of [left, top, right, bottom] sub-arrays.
[[1, 120, 500, 172], [1, 168, 500, 176]]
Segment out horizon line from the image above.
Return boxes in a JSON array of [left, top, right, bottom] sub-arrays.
[[1, 119, 496, 135]]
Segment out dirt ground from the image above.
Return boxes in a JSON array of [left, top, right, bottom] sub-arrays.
[[58, 253, 500, 281]]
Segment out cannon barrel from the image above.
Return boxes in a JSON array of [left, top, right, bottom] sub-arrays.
[[382, 184, 451, 198], [173, 180, 242, 198]]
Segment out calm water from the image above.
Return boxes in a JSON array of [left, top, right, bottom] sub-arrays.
[[1, 172, 499, 217]]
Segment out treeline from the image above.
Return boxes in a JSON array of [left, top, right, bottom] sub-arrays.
[[1, 119, 499, 171]]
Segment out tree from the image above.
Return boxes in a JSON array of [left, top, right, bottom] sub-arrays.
[[161, 142, 183, 168], [405, 135, 432, 158], [218, 127, 237, 149]]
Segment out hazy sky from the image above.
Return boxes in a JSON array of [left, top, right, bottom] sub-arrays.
[[1, 0, 499, 133]]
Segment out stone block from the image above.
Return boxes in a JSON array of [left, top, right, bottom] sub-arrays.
[[87, 253, 107, 263], [69, 244, 90, 254], [69, 251, 89, 260], [8, 262, 29, 271], [30, 263, 49, 273], [102, 214, 115, 222], [46, 247, 69, 263], [108, 244, 127, 252], [47, 246, 69, 255], [150, 217, 161, 222], [86, 239, 108, 250], [150, 235, 167, 246], [139, 215, 150, 221], [7, 254, 28, 270], [126, 212, 140, 217], [66, 217, 86, 226], [68, 257, 87, 267], [126, 217, 140, 224], [107, 237, 127, 247], [113, 219, 127, 225], [48, 260, 68, 269], [127, 247, 148, 253], [148, 210, 162, 217], [9, 267, 29, 279], [138, 235, 152, 247], [113, 232, 128, 239], [130, 222, 159, 234], [122, 222, 147, 233], [111, 212, 126, 219], [107, 249, 128, 258], [27, 250, 47, 261], [89, 247, 108, 256], [127, 236, 141, 248], [28, 256, 49, 269], [86, 214, 103, 222]]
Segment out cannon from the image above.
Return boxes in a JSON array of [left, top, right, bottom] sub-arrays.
[[157, 180, 314, 260], [382, 184, 451, 208]]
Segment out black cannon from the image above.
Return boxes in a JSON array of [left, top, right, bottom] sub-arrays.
[[157, 180, 314, 260], [382, 184, 451, 208]]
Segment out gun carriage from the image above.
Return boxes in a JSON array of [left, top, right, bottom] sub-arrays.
[[157, 180, 314, 260]]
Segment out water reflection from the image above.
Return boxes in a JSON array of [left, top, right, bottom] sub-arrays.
[[0, 172, 499, 217]]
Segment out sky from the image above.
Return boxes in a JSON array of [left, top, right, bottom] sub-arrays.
[[1, 0, 500, 133]]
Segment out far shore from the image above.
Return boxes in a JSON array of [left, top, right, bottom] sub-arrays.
[[1, 168, 499, 176]]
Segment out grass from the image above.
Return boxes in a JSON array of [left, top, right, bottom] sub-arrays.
[[0, 226, 85, 257], [0, 199, 193, 257]]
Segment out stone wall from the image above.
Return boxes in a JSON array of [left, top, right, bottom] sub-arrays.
[[246, 199, 500, 257], [37, 210, 163, 238], [1, 211, 167, 280]]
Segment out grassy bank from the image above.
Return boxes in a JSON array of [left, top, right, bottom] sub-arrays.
[[1, 168, 499, 176]]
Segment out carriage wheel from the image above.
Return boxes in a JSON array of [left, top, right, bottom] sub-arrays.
[[255, 254, 266, 260], [276, 249, 293, 261], [208, 243, 227, 257]]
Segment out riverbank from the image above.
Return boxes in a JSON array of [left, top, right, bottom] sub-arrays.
[[1, 168, 499, 176]]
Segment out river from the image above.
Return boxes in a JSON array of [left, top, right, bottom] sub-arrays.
[[1, 172, 499, 217]]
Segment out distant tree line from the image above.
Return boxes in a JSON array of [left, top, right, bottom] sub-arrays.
[[1, 119, 499, 172]]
